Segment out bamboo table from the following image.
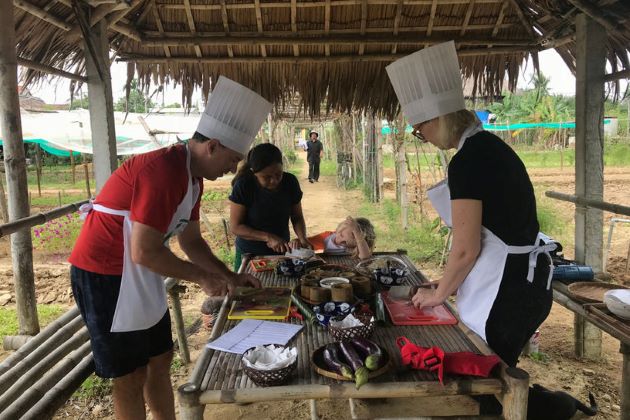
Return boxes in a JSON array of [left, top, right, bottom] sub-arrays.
[[179, 253, 529, 419], [552, 281, 630, 420]]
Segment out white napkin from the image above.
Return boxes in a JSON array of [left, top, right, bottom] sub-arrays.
[[285, 248, 315, 259], [328, 314, 374, 329], [242, 345, 297, 370]]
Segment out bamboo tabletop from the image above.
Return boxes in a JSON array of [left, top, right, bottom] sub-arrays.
[[194, 253, 502, 397]]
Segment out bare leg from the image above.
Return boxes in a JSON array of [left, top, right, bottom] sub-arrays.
[[144, 350, 176, 420], [113, 367, 148, 420]]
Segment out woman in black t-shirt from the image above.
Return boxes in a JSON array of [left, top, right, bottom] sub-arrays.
[[229, 143, 311, 270], [410, 109, 553, 368]]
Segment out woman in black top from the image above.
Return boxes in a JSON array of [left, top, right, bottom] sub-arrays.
[[229, 143, 311, 270], [410, 109, 553, 368]]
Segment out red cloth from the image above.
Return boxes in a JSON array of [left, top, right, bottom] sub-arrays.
[[396, 337, 501, 384], [69, 144, 203, 275]]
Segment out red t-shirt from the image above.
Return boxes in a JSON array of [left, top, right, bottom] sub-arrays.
[[69, 144, 203, 275]]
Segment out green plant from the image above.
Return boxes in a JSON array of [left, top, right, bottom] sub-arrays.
[[32, 213, 83, 253], [202, 191, 229, 202], [74, 375, 112, 399], [528, 351, 549, 363]]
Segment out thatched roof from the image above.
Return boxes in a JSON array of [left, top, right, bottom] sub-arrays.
[[13, 0, 630, 118]]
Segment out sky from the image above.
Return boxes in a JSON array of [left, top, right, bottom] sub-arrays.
[[26, 49, 626, 108]]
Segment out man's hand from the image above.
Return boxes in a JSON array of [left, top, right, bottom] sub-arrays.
[[227, 273, 262, 294], [288, 238, 314, 250], [266, 234, 290, 253], [197, 277, 228, 297]]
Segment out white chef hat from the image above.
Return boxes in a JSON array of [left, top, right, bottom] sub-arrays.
[[386, 41, 465, 126], [196, 76, 272, 155]]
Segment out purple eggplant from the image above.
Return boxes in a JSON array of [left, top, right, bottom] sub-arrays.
[[323, 344, 354, 380], [339, 341, 369, 389], [351, 337, 383, 371]]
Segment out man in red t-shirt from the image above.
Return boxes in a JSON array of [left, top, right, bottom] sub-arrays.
[[70, 77, 272, 420]]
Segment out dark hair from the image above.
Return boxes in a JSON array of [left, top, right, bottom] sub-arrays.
[[231, 143, 283, 186], [191, 131, 210, 142], [309, 131, 319, 137]]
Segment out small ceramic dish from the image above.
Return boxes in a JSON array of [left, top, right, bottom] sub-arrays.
[[604, 289, 630, 320], [319, 277, 350, 289]]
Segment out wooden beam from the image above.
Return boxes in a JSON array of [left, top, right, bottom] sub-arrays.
[[506, 0, 536, 38], [254, 0, 267, 57], [13, 0, 72, 31], [220, 0, 234, 58], [391, 0, 403, 53], [107, 0, 143, 26], [604, 68, 630, 82], [325, 0, 331, 55], [492, 0, 508, 37], [459, 0, 475, 36], [156, 0, 504, 10], [119, 46, 537, 64], [142, 34, 537, 47], [291, 0, 299, 56], [568, 0, 630, 38], [17, 57, 87, 82], [144, 22, 516, 37], [427, 0, 437, 36], [151, 0, 171, 58], [359, 0, 367, 55], [183, 0, 202, 58]]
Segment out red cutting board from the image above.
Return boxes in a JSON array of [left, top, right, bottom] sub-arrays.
[[382, 291, 458, 326]]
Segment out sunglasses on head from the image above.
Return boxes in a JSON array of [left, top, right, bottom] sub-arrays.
[[412, 122, 428, 143]]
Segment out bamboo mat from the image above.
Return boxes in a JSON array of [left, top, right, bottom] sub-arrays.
[[199, 253, 486, 391]]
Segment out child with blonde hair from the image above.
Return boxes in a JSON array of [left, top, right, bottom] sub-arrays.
[[308, 216, 375, 259]]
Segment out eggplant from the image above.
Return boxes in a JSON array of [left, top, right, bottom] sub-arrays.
[[323, 344, 354, 380], [351, 337, 383, 371], [339, 341, 369, 389]]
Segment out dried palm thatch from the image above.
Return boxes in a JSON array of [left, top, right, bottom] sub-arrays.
[[12, 0, 630, 118]]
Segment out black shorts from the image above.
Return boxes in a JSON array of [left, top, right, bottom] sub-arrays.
[[70, 266, 174, 378]]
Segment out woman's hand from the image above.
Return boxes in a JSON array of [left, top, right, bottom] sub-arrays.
[[411, 288, 446, 310], [266, 234, 290, 253], [226, 273, 262, 294]]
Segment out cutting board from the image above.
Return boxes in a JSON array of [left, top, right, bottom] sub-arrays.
[[382, 291, 458, 326]]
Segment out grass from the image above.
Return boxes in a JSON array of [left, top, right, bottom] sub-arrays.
[[359, 199, 444, 267], [0, 304, 66, 347], [74, 375, 112, 400], [30, 193, 87, 207]]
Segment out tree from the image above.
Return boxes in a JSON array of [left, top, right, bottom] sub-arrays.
[[69, 93, 89, 110], [114, 79, 154, 113]]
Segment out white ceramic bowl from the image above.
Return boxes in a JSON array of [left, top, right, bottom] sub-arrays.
[[319, 277, 350, 289], [604, 289, 630, 320], [286, 248, 315, 259]]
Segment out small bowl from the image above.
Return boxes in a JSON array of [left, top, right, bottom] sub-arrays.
[[312, 301, 352, 326], [276, 258, 307, 277], [356, 256, 410, 286], [604, 289, 630, 320], [319, 277, 350, 289]]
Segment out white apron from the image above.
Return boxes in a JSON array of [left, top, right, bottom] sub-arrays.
[[427, 125, 556, 342], [80, 145, 200, 332]]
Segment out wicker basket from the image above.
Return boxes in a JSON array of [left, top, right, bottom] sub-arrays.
[[242, 358, 297, 387], [328, 315, 375, 341]]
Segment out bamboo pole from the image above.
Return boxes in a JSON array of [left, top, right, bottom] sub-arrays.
[[198, 379, 504, 404], [0, 316, 85, 394], [119, 46, 540, 64], [70, 150, 75, 184], [35, 144, 42, 197], [169, 284, 191, 364], [2, 334, 32, 351], [19, 351, 94, 420], [16, 57, 87, 83], [0, 341, 92, 419], [545, 190, 630, 217], [222, 218, 231, 249], [57, 191, 62, 207], [0, 0, 39, 335], [498, 366, 530, 420], [83, 163, 91, 198], [0, 200, 88, 238], [0, 307, 80, 376]]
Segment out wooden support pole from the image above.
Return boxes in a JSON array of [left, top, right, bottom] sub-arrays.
[[169, 284, 191, 364], [621, 343, 630, 420], [83, 164, 92, 198], [178, 383, 204, 420], [13, 0, 73, 31], [574, 14, 605, 275], [0, 175, 9, 223], [70, 149, 76, 184], [0, 0, 39, 336], [499, 366, 530, 420], [35, 144, 42, 197], [545, 191, 630, 217], [0, 200, 88, 238], [85, 20, 118, 192], [16, 57, 86, 83]]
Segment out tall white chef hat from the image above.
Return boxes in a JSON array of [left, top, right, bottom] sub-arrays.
[[386, 41, 465, 126], [196, 76, 272, 155]]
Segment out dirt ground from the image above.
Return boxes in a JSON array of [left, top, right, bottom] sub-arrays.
[[0, 160, 629, 419]]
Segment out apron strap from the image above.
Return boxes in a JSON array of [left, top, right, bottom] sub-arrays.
[[507, 233, 557, 290], [80, 201, 131, 219]]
